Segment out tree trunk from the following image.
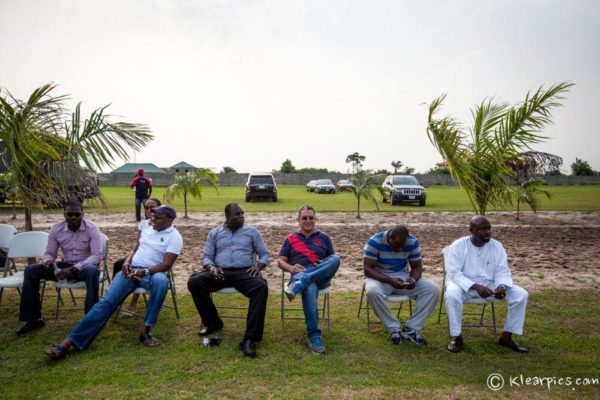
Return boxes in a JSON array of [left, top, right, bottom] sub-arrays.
[[184, 192, 188, 219], [356, 197, 361, 219], [11, 199, 17, 220], [25, 207, 33, 231]]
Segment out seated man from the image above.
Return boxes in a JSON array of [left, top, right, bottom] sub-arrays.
[[17, 201, 103, 336], [278, 205, 340, 354], [44, 205, 183, 360], [445, 216, 529, 353], [363, 225, 439, 345], [187, 203, 269, 358]]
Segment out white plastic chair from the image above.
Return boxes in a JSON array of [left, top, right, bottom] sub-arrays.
[[0, 231, 49, 306], [357, 280, 413, 332], [280, 270, 331, 332], [51, 234, 111, 318], [0, 224, 17, 251], [114, 267, 180, 321], [437, 246, 502, 335]]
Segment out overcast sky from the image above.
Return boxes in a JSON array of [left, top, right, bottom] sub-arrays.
[[1, 0, 599, 174]]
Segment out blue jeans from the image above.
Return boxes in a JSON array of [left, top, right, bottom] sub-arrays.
[[134, 197, 148, 222], [290, 255, 340, 339], [68, 270, 169, 350]]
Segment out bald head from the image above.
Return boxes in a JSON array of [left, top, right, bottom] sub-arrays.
[[469, 215, 492, 246]]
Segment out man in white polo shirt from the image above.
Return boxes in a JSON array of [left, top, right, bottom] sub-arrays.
[[44, 205, 183, 360]]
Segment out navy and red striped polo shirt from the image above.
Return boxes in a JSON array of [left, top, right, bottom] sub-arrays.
[[279, 230, 335, 267]]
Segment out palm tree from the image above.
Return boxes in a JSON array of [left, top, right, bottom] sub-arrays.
[[426, 82, 572, 215], [345, 152, 366, 173], [511, 178, 551, 220], [0, 83, 153, 230], [391, 160, 403, 174], [349, 170, 381, 219], [163, 168, 219, 218]]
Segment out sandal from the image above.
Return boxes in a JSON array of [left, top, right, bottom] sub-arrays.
[[44, 344, 69, 361], [139, 332, 161, 347]]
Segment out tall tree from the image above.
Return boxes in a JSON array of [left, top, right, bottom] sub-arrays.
[[349, 170, 381, 219], [163, 168, 219, 219], [426, 82, 572, 215], [345, 152, 366, 173], [221, 166, 237, 173], [570, 158, 596, 176], [279, 159, 296, 173]]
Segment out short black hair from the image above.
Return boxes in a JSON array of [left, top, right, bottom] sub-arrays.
[[63, 200, 83, 211], [389, 225, 409, 241], [225, 203, 240, 217], [297, 205, 316, 219], [145, 197, 162, 207]]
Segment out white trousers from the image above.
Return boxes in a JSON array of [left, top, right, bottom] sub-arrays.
[[444, 281, 528, 337], [365, 274, 440, 333]]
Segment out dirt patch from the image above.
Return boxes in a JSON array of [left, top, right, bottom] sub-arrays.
[[3, 211, 600, 293]]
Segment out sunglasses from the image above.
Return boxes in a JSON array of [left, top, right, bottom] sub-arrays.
[[300, 216, 315, 220], [65, 212, 82, 217]]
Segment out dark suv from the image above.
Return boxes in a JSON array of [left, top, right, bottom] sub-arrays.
[[381, 175, 426, 206], [245, 173, 278, 202]]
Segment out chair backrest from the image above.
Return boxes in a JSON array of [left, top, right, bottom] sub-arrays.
[[7, 231, 49, 259], [0, 224, 17, 249], [100, 233, 108, 260]]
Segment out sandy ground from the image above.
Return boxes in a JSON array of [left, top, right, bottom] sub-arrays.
[[3, 211, 600, 294]]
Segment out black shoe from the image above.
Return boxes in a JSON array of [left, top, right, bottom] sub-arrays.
[[199, 321, 224, 337], [499, 338, 529, 353], [16, 319, 45, 336], [238, 339, 257, 358], [448, 336, 463, 353]]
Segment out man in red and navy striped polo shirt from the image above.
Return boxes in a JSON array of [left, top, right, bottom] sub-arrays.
[[278, 205, 340, 354]]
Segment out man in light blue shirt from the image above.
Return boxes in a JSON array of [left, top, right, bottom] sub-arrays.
[[188, 203, 269, 357], [363, 225, 439, 346]]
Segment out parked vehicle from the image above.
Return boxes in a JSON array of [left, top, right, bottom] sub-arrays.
[[245, 172, 278, 202], [314, 179, 336, 194], [336, 179, 354, 192], [381, 175, 426, 206], [306, 180, 318, 192]]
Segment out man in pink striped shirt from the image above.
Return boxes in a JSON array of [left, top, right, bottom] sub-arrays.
[[17, 201, 103, 336]]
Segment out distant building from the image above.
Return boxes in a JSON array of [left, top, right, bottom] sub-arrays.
[[169, 161, 197, 174], [111, 163, 167, 175]]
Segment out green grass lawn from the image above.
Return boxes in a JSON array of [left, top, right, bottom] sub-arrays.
[[6, 184, 593, 214], [0, 289, 598, 399]]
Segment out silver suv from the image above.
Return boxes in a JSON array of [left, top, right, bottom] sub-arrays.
[[381, 175, 426, 206]]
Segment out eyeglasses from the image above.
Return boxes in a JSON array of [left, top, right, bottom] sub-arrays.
[[300, 216, 315, 220], [65, 212, 82, 217]]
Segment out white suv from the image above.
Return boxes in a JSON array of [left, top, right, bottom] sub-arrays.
[[381, 175, 426, 206]]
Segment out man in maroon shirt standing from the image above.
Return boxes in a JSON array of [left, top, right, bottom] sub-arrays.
[[16, 201, 103, 336]]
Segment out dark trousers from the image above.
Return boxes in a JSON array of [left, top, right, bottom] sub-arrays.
[[187, 269, 268, 342], [19, 262, 100, 321], [134, 197, 148, 222]]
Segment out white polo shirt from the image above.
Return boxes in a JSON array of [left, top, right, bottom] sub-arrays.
[[131, 225, 183, 268]]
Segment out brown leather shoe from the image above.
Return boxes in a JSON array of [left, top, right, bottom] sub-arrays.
[[447, 336, 463, 353], [499, 338, 529, 353]]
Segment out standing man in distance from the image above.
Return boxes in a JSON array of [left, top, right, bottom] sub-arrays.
[[130, 168, 153, 222], [363, 225, 439, 345], [445, 216, 529, 353], [187, 203, 270, 358], [278, 205, 340, 354], [17, 201, 103, 335]]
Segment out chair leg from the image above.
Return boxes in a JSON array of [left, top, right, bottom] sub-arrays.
[[479, 304, 487, 325], [491, 302, 498, 336], [170, 287, 180, 319], [409, 300, 413, 316], [325, 293, 330, 333], [358, 286, 365, 318], [437, 288, 445, 323], [69, 289, 77, 305], [0, 287, 3, 304], [55, 288, 61, 318], [366, 300, 372, 332]]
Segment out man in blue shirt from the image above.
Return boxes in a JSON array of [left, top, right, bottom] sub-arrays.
[[187, 203, 270, 357], [278, 205, 340, 354], [363, 225, 439, 345]]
